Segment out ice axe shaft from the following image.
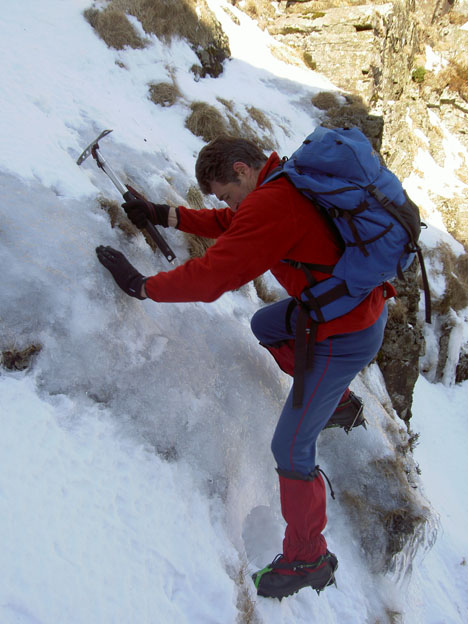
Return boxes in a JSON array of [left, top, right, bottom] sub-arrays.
[[77, 130, 176, 263]]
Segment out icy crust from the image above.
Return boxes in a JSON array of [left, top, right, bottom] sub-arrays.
[[0, 374, 238, 624], [1, 0, 468, 622], [318, 367, 436, 578]]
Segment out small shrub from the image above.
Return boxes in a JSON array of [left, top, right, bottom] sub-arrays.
[[388, 298, 408, 324], [222, 6, 240, 26], [304, 11, 325, 19], [2, 344, 42, 371], [354, 23, 373, 32], [185, 233, 213, 259], [280, 26, 306, 35], [244, 0, 258, 18], [236, 0, 275, 27], [303, 51, 317, 70], [442, 274, 468, 312], [148, 82, 180, 107], [246, 106, 272, 132], [411, 66, 426, 83], [217, 97, 235, 113], [216, 100, 275, 152], [98, 197, 138, 237], [183, 185, 213, 258], [448, 12, 468, 25], [113, 0, 230, 77], [254, 276, 280, 304], [444, 60, 468, 101], [114, 0, 204, 42], [186, 186, 205, 210], [312, 91, 339, 110], [185, 101, 228, 142], [426, 243, 468, 314], [456, 253, 468, 282], [83, 7, 147, 50]]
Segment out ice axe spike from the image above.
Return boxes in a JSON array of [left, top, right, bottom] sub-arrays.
[[77, 129, 176, 263]]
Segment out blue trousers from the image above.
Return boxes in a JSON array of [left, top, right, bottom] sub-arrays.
[[251, 298, 387, 475]]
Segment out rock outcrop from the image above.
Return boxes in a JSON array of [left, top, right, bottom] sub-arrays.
[[260, 0, 468, 409]]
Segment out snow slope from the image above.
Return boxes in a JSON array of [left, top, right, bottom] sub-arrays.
[[1, 1, 467, 622]]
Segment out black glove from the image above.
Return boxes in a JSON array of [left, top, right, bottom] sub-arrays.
[[96, 246, 147, 300], [122, 198, 171, 229]]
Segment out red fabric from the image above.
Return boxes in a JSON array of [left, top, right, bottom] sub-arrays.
[[145, 153, 395, 341], [279, 473, 327, 565], [264, 341, 295, 377], [338, 387, 350, 405]]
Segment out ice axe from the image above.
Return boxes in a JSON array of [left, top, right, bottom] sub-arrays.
[[77, 129, 176, 263]]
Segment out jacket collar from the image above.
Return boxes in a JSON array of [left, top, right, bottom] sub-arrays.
[[256, 152, 280, 187]]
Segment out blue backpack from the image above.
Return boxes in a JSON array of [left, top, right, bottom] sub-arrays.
[[263, 126, 431, 406]]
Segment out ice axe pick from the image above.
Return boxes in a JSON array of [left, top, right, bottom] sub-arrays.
[[77, 129, 176, 263]]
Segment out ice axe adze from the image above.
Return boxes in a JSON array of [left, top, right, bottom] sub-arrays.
[[77, 129, 176, 263]]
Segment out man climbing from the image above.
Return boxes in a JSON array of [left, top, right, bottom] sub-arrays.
[[96, 135, 394, 600]]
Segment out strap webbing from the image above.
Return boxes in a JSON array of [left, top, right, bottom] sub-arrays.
[[293, 307, 317, 408], [416, 244, 432, 323]]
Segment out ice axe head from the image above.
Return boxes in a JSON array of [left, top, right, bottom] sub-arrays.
[[77, 128, 177, 263], [76, 129, 113, 166]]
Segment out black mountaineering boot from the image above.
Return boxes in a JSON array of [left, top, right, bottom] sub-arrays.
[[252, 550, 338, 600], [324, 390, 366, 433]]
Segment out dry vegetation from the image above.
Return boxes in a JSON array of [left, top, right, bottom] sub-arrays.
[[439, 60, 468, 102], [242, 0, 275, 23], [253, 276, 281, 304], [84, 0, 230, 77], [98, 196, 138, 237], [426, 241, 468, 314], [112, 0, 218, 45], [302, 51, 317, 70], [341, 451, 429, 569], [182, 186, 215, 259], [312, 91, 340, 111], [83, 6, 147, 49], [84, 1, 275, 148], [148, 81, 180, 107], [422, 59, 468, 103], [186, 186, 205, 211], [98, 195, 161, 251], [246, 106, 272, 133], [185, 102, 229, 143], [387, 298, 409, 324], [2, 344, 42, 371], [113, 0, 230, 78], [185, 99, 275, 151], [448, 12, 468, 26], [316, 92, 384, 152]]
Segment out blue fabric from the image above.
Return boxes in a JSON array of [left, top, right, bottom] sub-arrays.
[[251, 300, 387, 475], [262, 126, 419, 322], [250, 297, 298, 344]]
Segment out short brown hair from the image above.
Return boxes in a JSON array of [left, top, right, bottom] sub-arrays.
[[195, 136, 267, 195]]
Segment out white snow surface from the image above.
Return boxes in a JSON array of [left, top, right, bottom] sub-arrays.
[[1, 2, 467, 622]]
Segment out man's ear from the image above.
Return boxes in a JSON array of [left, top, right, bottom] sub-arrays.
[[232, 161, 249, 177]]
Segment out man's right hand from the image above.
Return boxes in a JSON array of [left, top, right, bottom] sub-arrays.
[[122, 198, 171, 229]]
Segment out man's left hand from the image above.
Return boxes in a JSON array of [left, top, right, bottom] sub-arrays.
[[96, 246, 147, 300]]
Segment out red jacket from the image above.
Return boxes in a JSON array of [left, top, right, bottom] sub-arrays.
[[145, 153, 394, 341]]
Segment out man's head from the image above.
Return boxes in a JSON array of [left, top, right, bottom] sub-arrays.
[[195, 136, 267, 212]]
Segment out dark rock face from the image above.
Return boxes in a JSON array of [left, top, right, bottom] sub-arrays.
[[377, 262, 425, 422], [456, 349, 468, 383]]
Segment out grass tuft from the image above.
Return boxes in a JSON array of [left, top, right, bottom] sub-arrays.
[[148, 82, 180, 107], [185, 102, 228, 142], [83, 6, 147, 50]]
